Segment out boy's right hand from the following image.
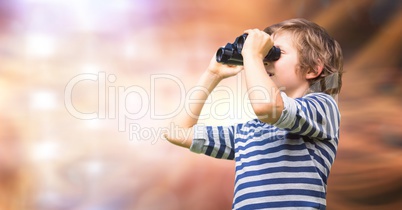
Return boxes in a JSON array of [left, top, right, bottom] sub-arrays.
[[207, 53, 244, 80]]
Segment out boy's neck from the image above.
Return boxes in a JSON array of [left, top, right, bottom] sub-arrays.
[[285, 83, 310, 99]]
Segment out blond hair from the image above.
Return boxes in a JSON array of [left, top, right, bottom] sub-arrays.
[[264, 18, 343, 96]]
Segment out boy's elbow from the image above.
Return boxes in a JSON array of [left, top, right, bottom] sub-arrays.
[[253, 103, 284, 124]]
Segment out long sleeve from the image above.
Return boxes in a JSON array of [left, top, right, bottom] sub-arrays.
[[190, 124, 236, 160]]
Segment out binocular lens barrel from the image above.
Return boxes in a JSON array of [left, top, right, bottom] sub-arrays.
[[216, 46, 243, 66], [216, 48, 228, 63], [236, 35, 246, 52]]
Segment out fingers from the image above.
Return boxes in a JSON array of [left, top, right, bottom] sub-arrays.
[[226, 65, 243, 70], [233, 66, 244, 74], [242, 28, 273, 57], [226, 65, 244, 74]]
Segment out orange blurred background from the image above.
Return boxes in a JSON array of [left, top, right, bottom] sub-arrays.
[[0, 0, 401, 209]]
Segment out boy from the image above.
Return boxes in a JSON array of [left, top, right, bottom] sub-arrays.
[[164, 18, 343, 210]]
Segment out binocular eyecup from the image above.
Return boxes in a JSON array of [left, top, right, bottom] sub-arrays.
[[216, 33, 280, 66]]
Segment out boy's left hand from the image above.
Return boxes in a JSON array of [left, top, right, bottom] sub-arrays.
[[242, 29, 274, 60], [207, 53, 244, 80]]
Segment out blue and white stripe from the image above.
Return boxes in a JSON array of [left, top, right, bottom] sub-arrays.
[[190, 92, 340, 210]]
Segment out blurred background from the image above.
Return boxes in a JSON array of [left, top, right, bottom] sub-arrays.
[[0, 0, 401, 209]]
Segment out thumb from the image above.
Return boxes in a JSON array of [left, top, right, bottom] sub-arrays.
[[233, 66, 244, 74]]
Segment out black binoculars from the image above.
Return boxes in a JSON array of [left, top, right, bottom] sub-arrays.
[[216, 33, 281, 66]]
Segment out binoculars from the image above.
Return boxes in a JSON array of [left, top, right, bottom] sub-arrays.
[[216, 33, 281, 66]]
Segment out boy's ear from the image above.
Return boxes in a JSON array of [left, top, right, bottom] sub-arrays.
[[305, 62, 324, 80]]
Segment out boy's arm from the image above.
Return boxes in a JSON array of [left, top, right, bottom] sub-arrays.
[[241, 29, 284, 124], [164, 55, 243, 148], [163, 71, 220, 148]]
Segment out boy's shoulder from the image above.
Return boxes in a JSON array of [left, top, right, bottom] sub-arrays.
[[297, 92, 339, 107]]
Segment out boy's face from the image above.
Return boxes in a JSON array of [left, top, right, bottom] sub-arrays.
[[265, 32, 308, 98]]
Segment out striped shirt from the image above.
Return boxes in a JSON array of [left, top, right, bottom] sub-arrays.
[[190, 92, 340, 210]]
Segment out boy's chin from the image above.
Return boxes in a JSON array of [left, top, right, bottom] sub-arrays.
[[271, 79, 280, 87]]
